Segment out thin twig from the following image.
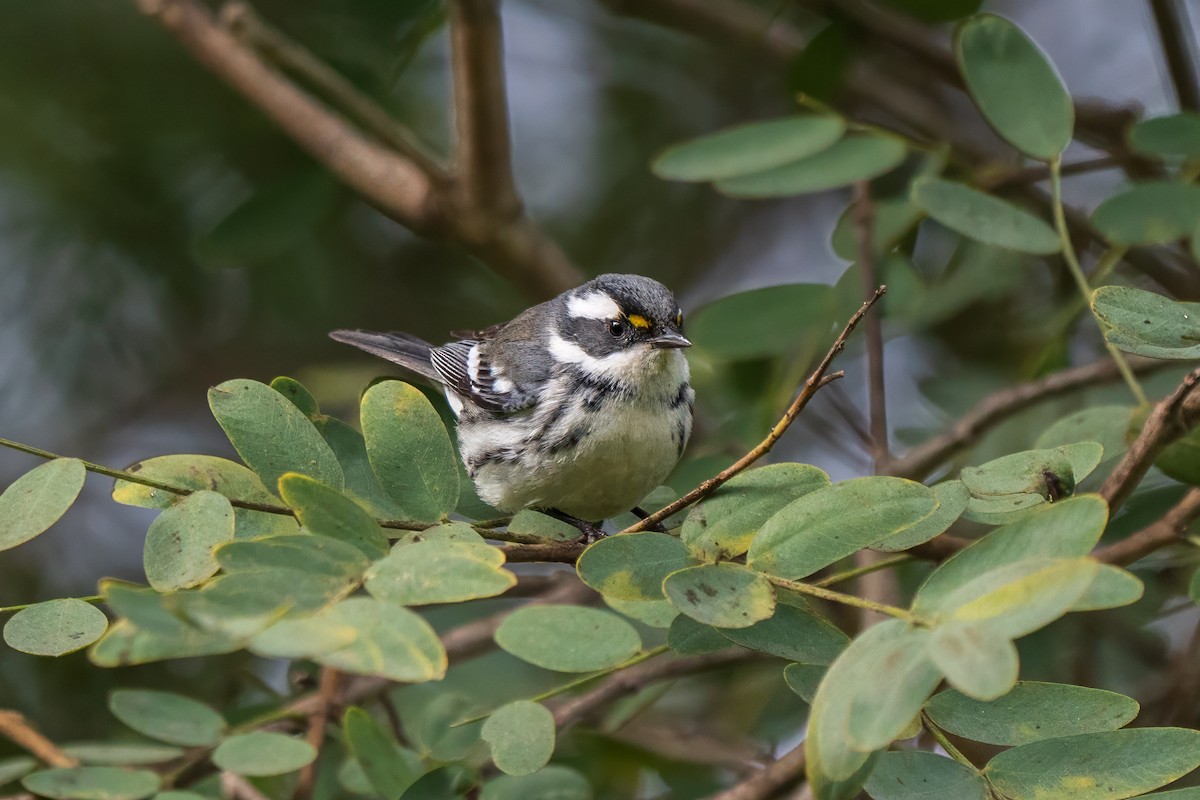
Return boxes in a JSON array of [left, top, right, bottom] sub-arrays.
[[1100, 367, 1200, 513], [623, 288, 886, 534], [1148, 0, 1200, 111], [702, 741, 807, 800], [0, 711, 78, 768], [552, 650, 753, 729], [767, 575, 918, 623], [222, 773, 271, 800], [1095, 487, 1200, 565], [294, 668, 341, 800]]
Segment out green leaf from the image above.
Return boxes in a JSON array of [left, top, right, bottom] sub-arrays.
[[688, 283, 835, 360], [928, 620, 1018, 700], [269, 376, 320, 420], [400, 767, 474, 799], [361, 380, 459, 523], [716, 135, 907, 197], [108, 690, 226, 747], [59, 744, 183, 766], [717, 603, 848, 664], [1036, 405, 1133, 463], [0, 458, 85, 552], [1092, 286, 1200, 360], [277, 473, 388, 559], [89, 587, 240, 667], [208, 379, 343, 492], [1071, 564, 1143, 611], [1129, 112, 1200, 159], [666, 615, 735, 655], [662, 563, 776, 629], [0, 756, 37, 786], [912, 177, 1059, 254], [112, 455, 297, 540], [1190, 566, 1200, 604], [783, 663, 825, 704], [142, 491, 234, 592], [603, 596, 678, 629], [807, 620, 938, 787], [1092, 182, 1200, 245], [506, 510, 582, 542], [316, 417, 406, 520], [961, 443, 1102, 499], [652, 115, 846, 182], [984, 728, 1200, 800], [343, 707, 420, 799], [865, 751, 988, 800], [1153, 425, 1200, 485], [874, 481, 969, 552], [365, 539, 515, 605], [576, 532, 694, 601], [479, 767, 592, 800], [748, 477, 938, 580], [831, 197, 923, 260], [681, 464, 830, 561], [251, 597, 447, 682], [211, 733, 316, 777], [495, 605, 641, 672], [22, 768, 159, 800], [925, 681, 1140, 746], [4, 599, 108, 657], [955, 14, 1072, 159], [481, 701, 555, 777], [1144, 789, 1200, 800]]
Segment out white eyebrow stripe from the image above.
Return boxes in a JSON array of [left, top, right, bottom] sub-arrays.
[[548, 333, 643, 381], [566, 291, 621, 320]]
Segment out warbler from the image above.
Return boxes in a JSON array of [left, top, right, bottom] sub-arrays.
[[330, 273, 694, 536]]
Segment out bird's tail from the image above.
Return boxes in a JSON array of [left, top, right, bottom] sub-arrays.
[[328, 329, 441, 384]]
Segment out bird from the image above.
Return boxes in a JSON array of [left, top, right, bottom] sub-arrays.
[[329, 273, 694, 540]]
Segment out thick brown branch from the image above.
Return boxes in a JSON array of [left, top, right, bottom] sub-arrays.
[[449, 0, 520, 219], [1100, 367, 1200, 512], [623, 288, 885, 534], [552, 650, 753, 729], [0, 711, 78, 768], [1096, 487, 1200, 565], [1148, 0, 1200, 111], [703, 741, 807, 800]]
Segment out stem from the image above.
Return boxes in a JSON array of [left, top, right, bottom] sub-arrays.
[[0, 595, 103, 615], [767, 576, 919, 623], [921, 712, 976, 769], [814, 556, 911, 589], [1048, 158, 1149, 406]]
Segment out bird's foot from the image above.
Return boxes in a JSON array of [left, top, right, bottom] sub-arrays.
[[540, 508, 607, 544], [631, 506, 669, 533]]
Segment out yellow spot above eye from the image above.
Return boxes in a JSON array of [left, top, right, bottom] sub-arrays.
[[627, 314, 652, 330]]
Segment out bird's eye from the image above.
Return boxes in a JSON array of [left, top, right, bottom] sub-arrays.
[[607, 319, 625, 337], [675, 309, 684, 327]]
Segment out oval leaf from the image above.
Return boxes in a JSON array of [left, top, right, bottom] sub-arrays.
[[108, 690, 226, 747], [925, 681, 1140, 746], [865, 751, 988, 800], [1130, 112, 1200, 159], [688, 283, 835, 360], [495, 605, 641, 672], [143, 491, 234, 592], [956, 14, 1073, 159], [360, 380, 459, 523], [1092, 182, 1200, 245], [278, 473, 388, 559], [208, 379, 343, 491], [479, 766, 592, 800], [1092, 286, 1200, 360], [0, 458, 85, 552], [717, 602, 848, 664], [928, 620, 1019, 700], [662, 563, 776, 629], [912, 177, 1059, 254], [211, 732, 316, 777], [481, 701, 555, 777], [365, 539, 515, 605], [342, 707, 420, 798], [984, 728, 1200, 800], [716, 135, 907, 197], [576, 532, 694, 601], [4, 599, 108, 657], [652, 115, 846, 182], [22, 768, 159, 800]]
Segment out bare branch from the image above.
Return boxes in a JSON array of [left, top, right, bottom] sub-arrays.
[[0, 711, 78, 768], [1096, 486, 1200, 565], [1100, 367, 1200, 512], [703, 741, 807, 800], [294, 668, 341, 800], [449, 0, 520, 219], [222, 773, 270, 800], [623, 288, 885, 534], [1147, 0, 1200, 111]]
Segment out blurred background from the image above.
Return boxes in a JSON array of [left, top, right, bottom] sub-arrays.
[[0, 0, 1196, 769]]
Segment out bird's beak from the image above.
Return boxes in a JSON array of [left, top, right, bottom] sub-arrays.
[[648, 331, 692, 349]]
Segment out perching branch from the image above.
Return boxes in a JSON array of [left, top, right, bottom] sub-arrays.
[[1100, 367, 1200, 513], [622, 287, 886, 534], [0, 710, 78, 768], [135, 0, 583, 300], [1095, 487, 1200, 566], [702, 741, 807, 800]]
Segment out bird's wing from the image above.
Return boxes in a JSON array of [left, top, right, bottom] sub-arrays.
[[430, 338, 539, 413]]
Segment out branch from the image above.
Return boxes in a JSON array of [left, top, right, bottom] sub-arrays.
[[623, 287, 885, 534], [0, 711, 78, 768], [1148, 0, 1200, 111], [1096, 487, 1200, 565], [702, 741, 807, 800], [887, 358, 1161, 482], [1100, 367, 1200, 512], [221, 773, 270, 800], [449, 0, 520, 219], [294, 668, 341, 800], [552, 650, 752, 729]]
